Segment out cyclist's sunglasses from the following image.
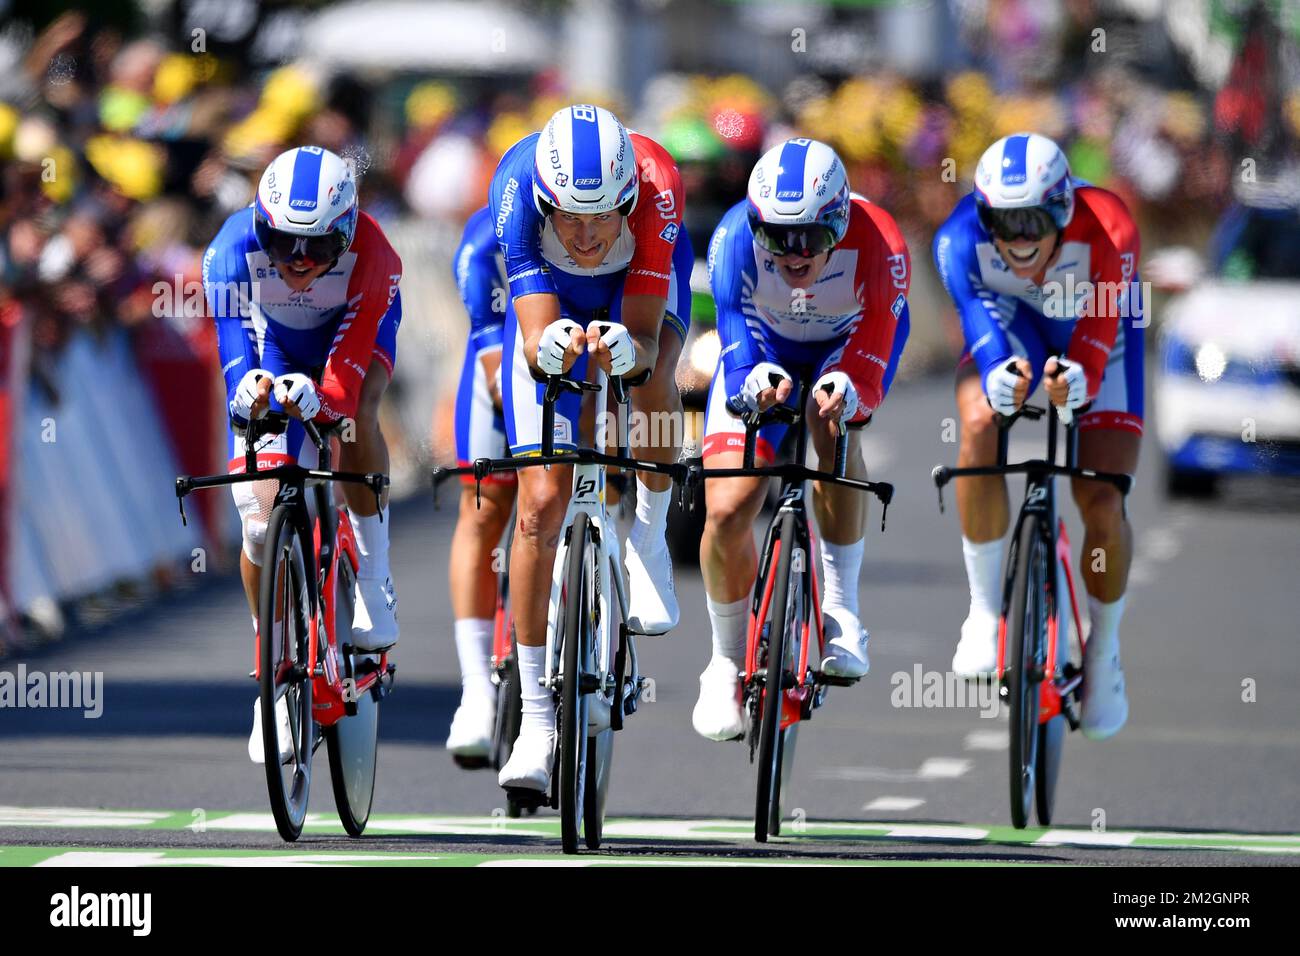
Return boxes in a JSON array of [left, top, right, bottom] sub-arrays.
[[976, 200, 1069, 243], [750, 220, 838, 259], [255, 218, 349, 266]]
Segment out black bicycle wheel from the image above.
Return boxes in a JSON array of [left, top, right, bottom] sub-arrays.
[[1006, 515, 1047, 830], [1036, 713, 1065, 825], [258, 503, 314, 842], [325, 556, 379, 837], [493, 648, 523, 773], [559, 512, 592, 854], [756, 510, 798, 843]]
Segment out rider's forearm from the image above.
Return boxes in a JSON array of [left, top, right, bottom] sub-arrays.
[[513, 292, 562, 375], [620, 294, 665, 378]]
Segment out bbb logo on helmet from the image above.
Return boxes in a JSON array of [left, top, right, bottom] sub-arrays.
[[289, 198, 317, 209], [574, 177, 602, 188], [775, 189, 802, 200]]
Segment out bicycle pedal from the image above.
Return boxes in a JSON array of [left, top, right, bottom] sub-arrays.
[[814, 671, 860, 688], [452, 753, 491, 771], [503, 786, 549, 810]]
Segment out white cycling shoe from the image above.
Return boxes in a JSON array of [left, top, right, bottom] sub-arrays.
[[446, 694, 496, 762], [498, 727, 555, 792], [352, 575, 398, 651], [624, 537, 678, 635], [248, 696, 294, 765], [820, 606, 870, 679], [1081, 636, 1128, 740], [691, 656, 744, 741], [951, 610, 998, 677]]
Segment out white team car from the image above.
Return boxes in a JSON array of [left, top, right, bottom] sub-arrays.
[[1155, 279, 1300, 496]]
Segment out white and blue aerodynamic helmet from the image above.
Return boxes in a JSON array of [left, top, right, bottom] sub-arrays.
[[533, 104, 639, 217], [972, 133, 1074, 240], [255, 145, 359, 263], [747, 138, 850, 257]]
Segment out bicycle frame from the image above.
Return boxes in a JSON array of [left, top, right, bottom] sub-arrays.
[[933, 401, 1132, 726], [700, 373, 896, 728], [176, 414, 393, 723]]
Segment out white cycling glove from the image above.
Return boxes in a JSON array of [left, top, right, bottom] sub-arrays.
[[1052, 358, 1088, 410], [273, 372, 321, 420], [813, 370, 860, 422], [740, 361, 791, 412], [984, 359, 1026, 417], [230, 368, 271, 422], [537, 319, 583, 375], [590, 320, 636, 376]]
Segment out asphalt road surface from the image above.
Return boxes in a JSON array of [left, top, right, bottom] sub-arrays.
[[2, 374, 1298, 866]]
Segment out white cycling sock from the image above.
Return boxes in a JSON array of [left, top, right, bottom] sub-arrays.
[[349, 507, 390, 579], [629, 478, 671, 555], [820, 538, 863, 617], [706, 594, 749, 665], [1087, 593, 1126, 655], [962, 536, 1003, 619], [454, 618, 495, 703], [516, 643, 554, 737]]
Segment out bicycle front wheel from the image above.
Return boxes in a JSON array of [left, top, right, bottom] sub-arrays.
[[259, 503, 315, 842], [558, 513, 593, 854], [1006, 515, 1047, 830], [756, 510, 799, 843]]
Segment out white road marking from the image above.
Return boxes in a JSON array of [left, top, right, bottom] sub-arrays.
[[886, 825, 989, 840], [1036, 829, 1136, 847], [917, 757, 972, 779], [34, 851, 445, 867], [862, 797, 925, 812], [818, 757, 972, 782], [964, 730, 1009, 751], [0, 807, 171, 828]]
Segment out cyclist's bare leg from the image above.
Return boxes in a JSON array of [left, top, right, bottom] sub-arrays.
[[510, 463, 573, 650], [952, 362, 1011, 670], [806, 398, 867, 546], [695, 455, 767, 737], [1073, 429, 1140, 603], [627, 321, 684, 489], [450, 482, 516, 619], [955, 362, 1010, 542], [338, 357, 391, 514], [699, 458, 768, 604]]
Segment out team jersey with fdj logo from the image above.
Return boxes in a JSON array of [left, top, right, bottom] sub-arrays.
[[203, 206, 403, 467], [487, 128, 692, 456], [707, 194, 911, 418], [489, 130, 685, 322], [932, 182, 1141, 407]]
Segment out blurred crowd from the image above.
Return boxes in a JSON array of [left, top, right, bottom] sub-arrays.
[[1, 3, 1295, 369]]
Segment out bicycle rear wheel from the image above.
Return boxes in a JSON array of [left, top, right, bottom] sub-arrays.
[[558, 513, 593, 854], [1006, 515, 1047, 830], [325, 555, 379, 837], [259, 503, 315, 842], [756, 511, 798, 843]]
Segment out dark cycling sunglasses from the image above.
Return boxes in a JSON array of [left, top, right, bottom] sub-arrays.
[[254, 218, 349, 266], [976, 200, 1069, 243], [750, 220, 838, 259]]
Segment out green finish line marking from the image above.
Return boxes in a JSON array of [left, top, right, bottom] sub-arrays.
[[1, 806, 1297, 856]]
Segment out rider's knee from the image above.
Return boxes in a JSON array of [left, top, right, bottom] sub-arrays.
[[706, 486, 761, 540], [1073, 480, 1123, 529], [515, 484, 568, 542], [233, 479, 279, 567]]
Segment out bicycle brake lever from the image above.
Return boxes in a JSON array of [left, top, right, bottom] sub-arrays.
[[880, 497, 889, 532], [175, 477, 190, 526], [936, 483, 945, 514]]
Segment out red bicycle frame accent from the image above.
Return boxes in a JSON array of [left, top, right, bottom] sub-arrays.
[[253, 506, 387, 730]]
